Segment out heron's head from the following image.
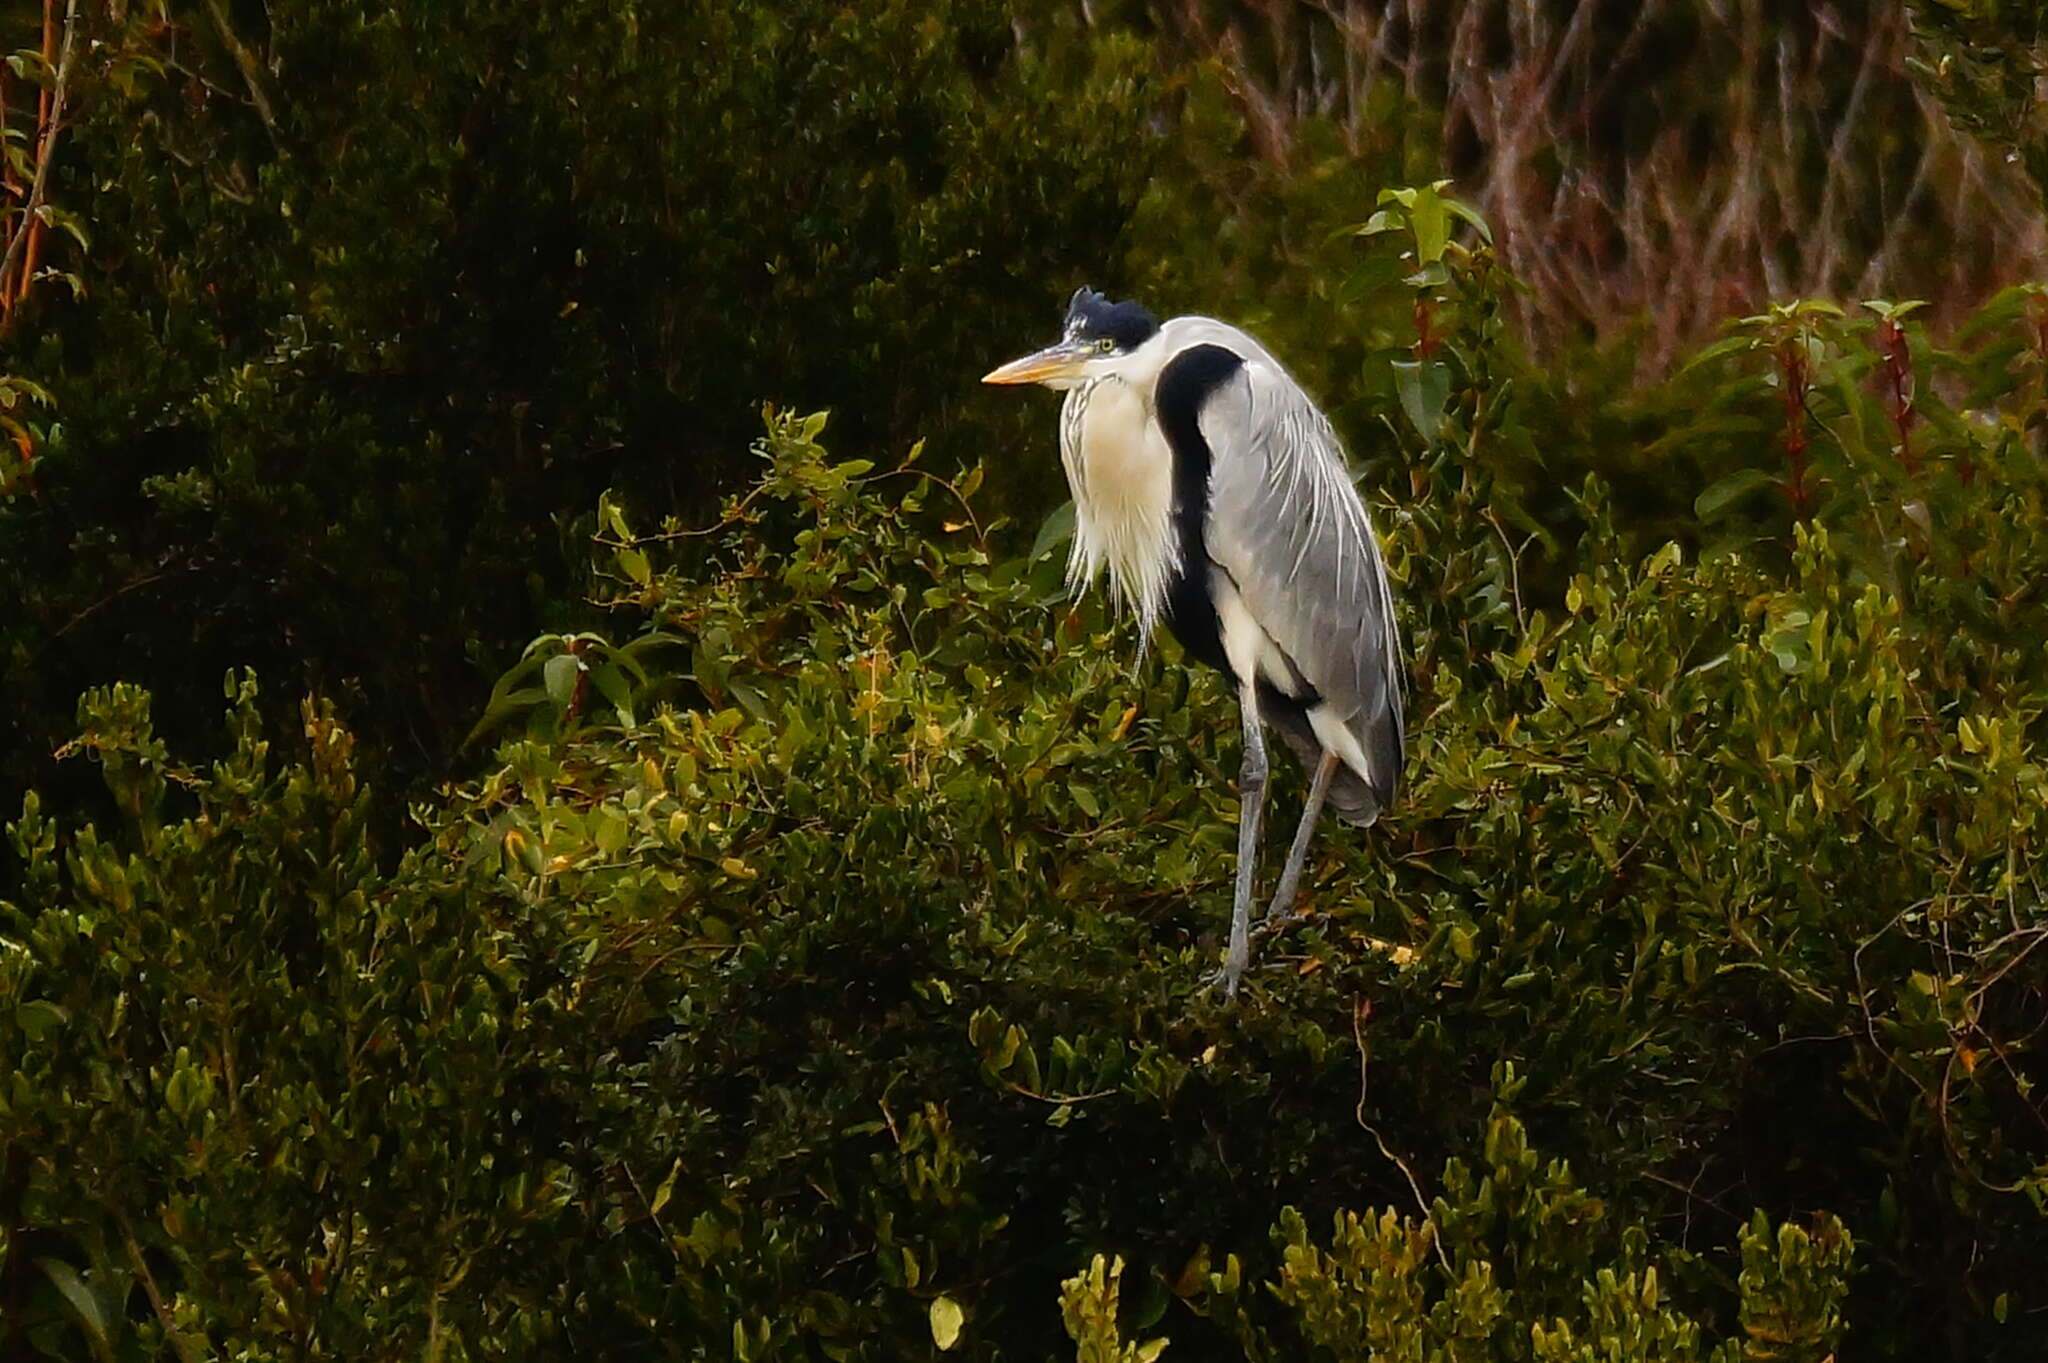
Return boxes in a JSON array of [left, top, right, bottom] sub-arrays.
[[981, 288, 1160, 391]]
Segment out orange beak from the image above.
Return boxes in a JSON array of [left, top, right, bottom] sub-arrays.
[[981, 341, 1091, 386]]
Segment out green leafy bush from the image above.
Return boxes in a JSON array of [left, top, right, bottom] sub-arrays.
[[8, 362, 2045, 1356], [5, 4, 2046, 1354]]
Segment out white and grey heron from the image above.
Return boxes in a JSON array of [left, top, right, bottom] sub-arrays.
[[983, 288, 1405, 999]]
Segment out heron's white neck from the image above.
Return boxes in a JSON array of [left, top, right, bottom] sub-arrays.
[[1061, 368, 1177, 641], [1054, 319, 1273, 641]]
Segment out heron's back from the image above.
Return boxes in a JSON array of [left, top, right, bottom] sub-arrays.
[[1156, 319, 1407, 815]]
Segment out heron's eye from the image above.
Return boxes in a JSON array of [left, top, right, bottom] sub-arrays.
[[1096, 337, 1116, 353]]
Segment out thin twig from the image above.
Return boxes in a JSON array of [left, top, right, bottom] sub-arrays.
[[53, 553, 207, 638], [201, 0, 278, 133], [1350, 996, 1451, 1272], [1481, 508, 1527, 633], [869, 466, 987, 549], [122, 1220, 205, 1363], [1642, 1167, 1742, 1241], [595, 486, 767, 543], [1005, 1083, 1117, 1107]]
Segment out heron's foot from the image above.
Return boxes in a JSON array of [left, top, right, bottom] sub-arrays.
[[1258, 906, 1332, 938], [1196, 949, 1253, 1003], [1197, 965, 1244, 1003], [1195, 913, 1332, 999], [1221, 932, 1251, 1001]]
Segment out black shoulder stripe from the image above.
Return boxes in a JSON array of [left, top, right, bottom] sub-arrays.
[[1155, 344, 1244, 680]]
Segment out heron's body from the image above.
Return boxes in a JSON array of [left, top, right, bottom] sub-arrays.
[[985, 291, 1405, 997]]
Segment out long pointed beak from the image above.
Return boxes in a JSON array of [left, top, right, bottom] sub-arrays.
[[981, 341, 1090, 386]]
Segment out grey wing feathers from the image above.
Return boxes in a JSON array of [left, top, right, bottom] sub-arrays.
[[1199, 359, 1406, 818]]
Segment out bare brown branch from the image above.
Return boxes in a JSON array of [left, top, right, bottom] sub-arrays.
[[1155, 0, 2048, 371]]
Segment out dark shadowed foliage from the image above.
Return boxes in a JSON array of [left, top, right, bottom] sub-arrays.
[[0, 0, 1152, 809]]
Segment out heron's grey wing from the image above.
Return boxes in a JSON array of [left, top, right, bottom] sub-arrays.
[[1199, 360, 1405, 809]]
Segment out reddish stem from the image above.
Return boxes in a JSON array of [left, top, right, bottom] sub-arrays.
[[1877, 316, 1918, 476], [15, 0, 56, 305], [1414, 297, 1438, 361], [1778, 338, 1814, 520], [0, 68, 13, 320]]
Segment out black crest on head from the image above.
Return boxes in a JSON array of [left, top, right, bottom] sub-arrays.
[[1064, 287, 1159, 351]]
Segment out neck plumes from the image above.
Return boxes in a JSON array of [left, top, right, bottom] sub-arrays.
[[1061, 374, 1178, 641]]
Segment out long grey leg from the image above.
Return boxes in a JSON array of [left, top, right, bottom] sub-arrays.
[[1221, 679, 1269, 1000], [1266, 748, 1340, 927]]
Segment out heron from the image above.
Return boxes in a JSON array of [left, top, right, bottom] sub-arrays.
[[982, 287, 1405, 999]]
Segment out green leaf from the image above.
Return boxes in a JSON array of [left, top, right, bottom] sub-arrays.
[[1694, 467, 1779, 521], [463, 686, 549, 749], [16, 999, 66, 1040], [1030, 501, 1077, 563], [5, 50, 51, 87], [36, 1259, 114, 1361], [1392, 360, 1451, 441], [3, 375, 53, 408], [600, 493, 630, 539], [1675, 333, 1759, 375], [1409, 185, 1450, 264], [33, 202, 90, 252], [1443, 194, 1494, 245], [1449, 924, 1476, 963], [544, 653, 582, 711], [616, 631, 687, 679], [729, 678, 770, 721], [35, 267, 86, 300], [1353, 207, 1402, 236], [618, 547, 651, 585], [1336, 252, 1408, 305], [594, 810, 629, 857], [590, 663, 635, 726], [930, 1295, 965, 1351], [651, 1159, 680, 1217]]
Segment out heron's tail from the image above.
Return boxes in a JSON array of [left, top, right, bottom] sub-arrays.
[[1263, 696, 1399, 826]]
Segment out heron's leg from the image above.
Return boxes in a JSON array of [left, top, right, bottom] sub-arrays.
[[1221, 681, 1269, 1000], [1265, 748, 1340, 927]]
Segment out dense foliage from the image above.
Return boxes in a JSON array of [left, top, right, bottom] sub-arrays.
[[4, 2, 2048, 1360], [9, 293, 2048, 1351], [0, 0, 1151, 801], [5, 1, 2042, 807]]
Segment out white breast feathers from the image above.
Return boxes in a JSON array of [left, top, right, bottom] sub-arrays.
[[1060, 376, 1178, 640]]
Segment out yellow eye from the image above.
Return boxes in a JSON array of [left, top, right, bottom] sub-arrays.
[[1096, 337, 1116, 353]]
